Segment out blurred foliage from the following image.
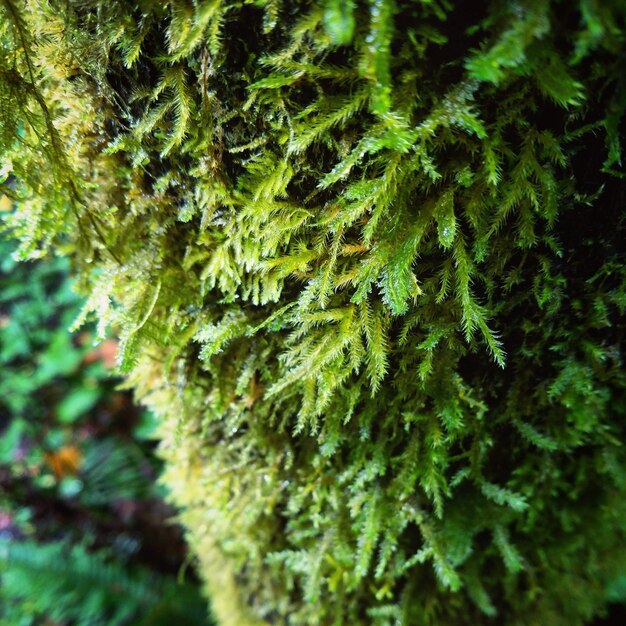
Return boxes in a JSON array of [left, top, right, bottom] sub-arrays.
[[0, 539, 208, 626], [0, 230, 212, 626]]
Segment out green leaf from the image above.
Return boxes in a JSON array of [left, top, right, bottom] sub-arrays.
[[0, 419, 24, 464], [37, 332, 83, 382], [57, 386, 101, 424]]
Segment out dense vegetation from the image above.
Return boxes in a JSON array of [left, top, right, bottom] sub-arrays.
[[0, 234, 212, 625], [1, 1, 625, 624]]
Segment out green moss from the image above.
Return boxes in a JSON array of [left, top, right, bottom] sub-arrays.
[[2, 1, 626, 624]]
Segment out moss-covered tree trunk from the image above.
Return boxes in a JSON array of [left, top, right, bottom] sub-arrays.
[[2, 1, 626, 624]]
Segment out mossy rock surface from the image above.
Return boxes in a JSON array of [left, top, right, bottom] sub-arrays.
[[2, 1, 626, 624]]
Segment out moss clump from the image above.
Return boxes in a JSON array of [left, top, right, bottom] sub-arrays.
[[2, 1, 626, 624]]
